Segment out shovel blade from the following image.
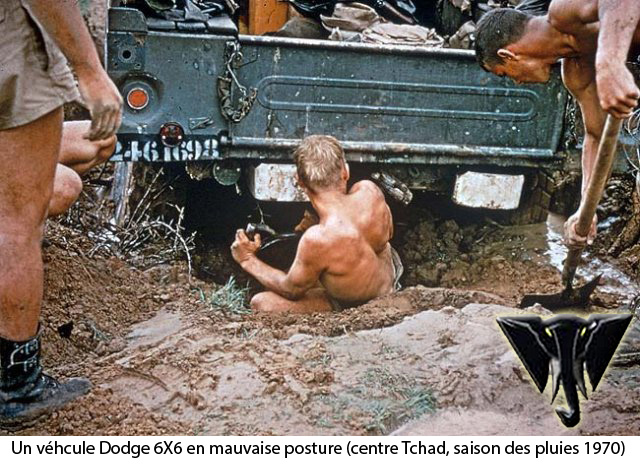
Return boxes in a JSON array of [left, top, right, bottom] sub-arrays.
[[519, 275, 601, 310]]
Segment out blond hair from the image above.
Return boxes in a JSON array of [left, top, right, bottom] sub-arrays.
[[293, 135, 345, 191]]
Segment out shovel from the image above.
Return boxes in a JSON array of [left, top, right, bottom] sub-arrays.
[[520, 115, 622, 310]]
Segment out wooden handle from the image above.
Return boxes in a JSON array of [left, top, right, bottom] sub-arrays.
[[562, 115, 622, 287], [575, 115, 623, 236]]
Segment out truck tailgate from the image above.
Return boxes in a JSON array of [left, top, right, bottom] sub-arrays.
[[229, 35, 567, 165]]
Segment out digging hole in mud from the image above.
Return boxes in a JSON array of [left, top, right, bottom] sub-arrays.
[[26, 157, 640, 436], [185, 171, 638, 324], [184, 180, 515, 322], [22, 0, 639, 436]]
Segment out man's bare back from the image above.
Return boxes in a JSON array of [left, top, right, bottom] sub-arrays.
[[231, 135, 398, 313], [548, 1, 601, 41], [549, 0, 640, 51], [303, 180, 395, 305]]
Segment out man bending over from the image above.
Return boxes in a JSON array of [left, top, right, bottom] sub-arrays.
[[474, 0, 640, 246], [50, 121, 117, 217], [0, 0, 121, 427], [231, 135, 402, 313]]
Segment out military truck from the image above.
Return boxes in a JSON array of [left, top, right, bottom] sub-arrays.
[[106, 4, 572, 223]]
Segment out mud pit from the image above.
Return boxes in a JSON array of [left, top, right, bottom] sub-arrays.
[[9, 187, 640, 436]]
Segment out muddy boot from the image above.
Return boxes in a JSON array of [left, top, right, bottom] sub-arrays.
[[0, 331, 91, 430]]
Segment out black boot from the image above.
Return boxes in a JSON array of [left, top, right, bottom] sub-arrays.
[[0, 330, 91, 430]]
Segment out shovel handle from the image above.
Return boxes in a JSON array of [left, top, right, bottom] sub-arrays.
[[575, 115, 623, 236], [562, 115, 622, 286]]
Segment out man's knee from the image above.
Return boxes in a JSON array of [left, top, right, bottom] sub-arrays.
[[250, 292, 270, 312], [59, 121, 116, 171], [0, 190, 53, 232], [95, 135, 117, 163], [49, 166, 83, 217]]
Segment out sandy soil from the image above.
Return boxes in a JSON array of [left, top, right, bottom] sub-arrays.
[[6, 201, 638, 436]]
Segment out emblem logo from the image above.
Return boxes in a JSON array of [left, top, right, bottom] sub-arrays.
[[497, 314, 631, 427]]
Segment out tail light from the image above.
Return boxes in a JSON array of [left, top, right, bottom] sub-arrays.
[[159, 122, 184, 147], [126, 87, 150, 110]]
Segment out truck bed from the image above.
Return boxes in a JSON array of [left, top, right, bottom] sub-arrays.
[[107, 7, 568, 167]]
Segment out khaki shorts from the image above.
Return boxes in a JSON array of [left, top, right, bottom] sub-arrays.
[[0, 0, 80, 130]]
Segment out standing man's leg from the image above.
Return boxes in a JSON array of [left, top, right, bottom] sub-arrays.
[[0, 0, 121, 428], [0, 109, 61, 340], [0, 109, 90, 426]]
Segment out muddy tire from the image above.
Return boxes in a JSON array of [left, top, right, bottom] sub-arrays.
[[504, 170, 556, 225]]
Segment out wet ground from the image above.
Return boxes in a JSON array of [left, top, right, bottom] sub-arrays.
[[9, 180, 640, 436]]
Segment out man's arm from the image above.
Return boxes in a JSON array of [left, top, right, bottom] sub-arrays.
[[24, 0, 122, 140], [562, 59, 606, 245], [595, 0, 640, 118], [350, 180, 394, 240], [572, 86, 606, 194], [231, 229, 325, 300]]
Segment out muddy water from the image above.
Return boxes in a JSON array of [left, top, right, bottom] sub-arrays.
[[545, 213, 639, 297]]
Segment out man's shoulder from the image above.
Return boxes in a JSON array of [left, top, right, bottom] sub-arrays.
[[549, 0, 598, 33], [349, 180, 384, 198], [299, 225, 331, 250]]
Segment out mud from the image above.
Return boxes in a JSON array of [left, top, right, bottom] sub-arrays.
[[397, 209, 630, 309], [590, 175, 640, 286], [8, 195, 639, 436]]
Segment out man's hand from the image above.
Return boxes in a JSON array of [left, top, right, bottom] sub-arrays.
[[596, 62, 640, 119], [23, 1, 123, 140], [564, 212, 597, 248], [77, 69, 123, 141], [231, 229, 261, 265]]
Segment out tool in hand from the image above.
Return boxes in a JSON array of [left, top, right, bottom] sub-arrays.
[[246, 222, 300, 254], [520, 115, 622, 310], [245, 222, 277, 241], [371, 171, 413, 205]]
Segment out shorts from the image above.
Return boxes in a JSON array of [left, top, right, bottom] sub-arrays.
[[0, 0, 80, 130]]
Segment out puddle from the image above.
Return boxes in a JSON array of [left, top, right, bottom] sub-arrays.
[[545, 213, 639, 297], [124, 309, 184, 350]]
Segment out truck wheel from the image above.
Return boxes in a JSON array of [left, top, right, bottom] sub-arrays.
[[504, 170, 556, 225]]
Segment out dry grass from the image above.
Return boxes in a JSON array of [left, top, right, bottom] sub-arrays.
[[200, 276, 252, 316], [52, 164, 195, 276]]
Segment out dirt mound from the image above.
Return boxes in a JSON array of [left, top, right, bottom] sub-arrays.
[[255, 287, 507, 339], [399, 213, 475, 287], [32, 287, 637, 436], [398, 216, 582, 306], [40, 223, 191, 367], [11, 221, 203, 435]]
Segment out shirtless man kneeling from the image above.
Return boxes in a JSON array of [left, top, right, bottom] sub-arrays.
[[231, 135, 402, 313], [50, 121, 117, 217]]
